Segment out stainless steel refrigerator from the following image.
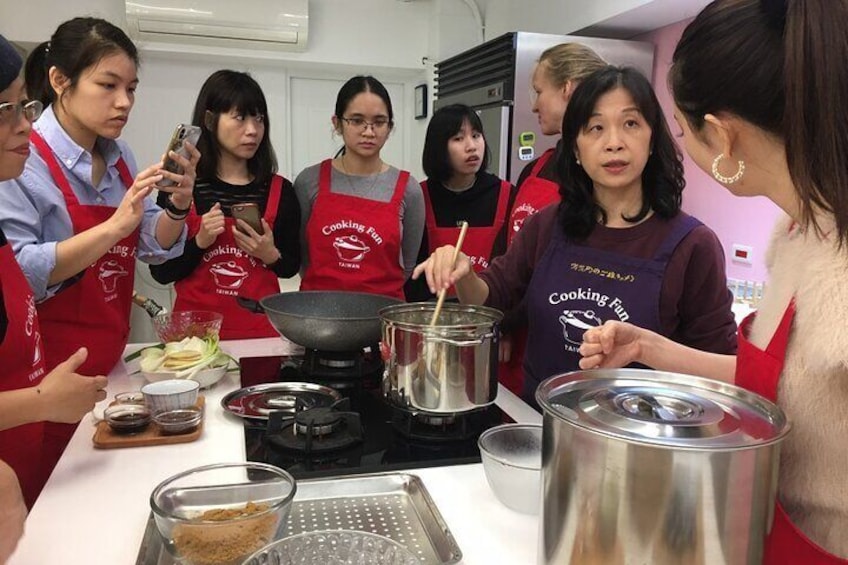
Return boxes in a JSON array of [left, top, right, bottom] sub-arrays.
[[435, 32, 655, 183]]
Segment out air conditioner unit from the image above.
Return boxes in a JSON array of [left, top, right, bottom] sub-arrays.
[[126, 0, 309, 52]]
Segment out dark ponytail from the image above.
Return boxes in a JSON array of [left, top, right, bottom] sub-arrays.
[[671, 0, 848, 244], [24, 42, 50, 104], [24, 17, 138, 108]]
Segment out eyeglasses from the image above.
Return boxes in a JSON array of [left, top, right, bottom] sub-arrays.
[[340, 116, 391, 132], [0, 100, 43, 126]]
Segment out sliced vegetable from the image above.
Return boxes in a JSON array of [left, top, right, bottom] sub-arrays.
[[137, 335, 229, 379]]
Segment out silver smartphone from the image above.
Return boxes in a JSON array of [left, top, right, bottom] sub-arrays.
[[160, 124, 201, 187]]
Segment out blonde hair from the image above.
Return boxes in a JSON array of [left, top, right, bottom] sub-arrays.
[[538, 43, 606, 87]]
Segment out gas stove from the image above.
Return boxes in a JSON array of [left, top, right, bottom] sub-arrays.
[[238, 353, 512, 480]]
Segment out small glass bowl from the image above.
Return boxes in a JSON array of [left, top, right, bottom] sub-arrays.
[[114, 391, 146, 405], [104, 404, 152, 434], [153, 408, 202, 435]]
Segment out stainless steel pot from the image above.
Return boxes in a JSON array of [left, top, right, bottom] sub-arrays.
[[379, 302, 503, 414], [536, 369, 790, 565]]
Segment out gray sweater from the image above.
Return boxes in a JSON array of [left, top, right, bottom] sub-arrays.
[[294, 162, 425, 277]]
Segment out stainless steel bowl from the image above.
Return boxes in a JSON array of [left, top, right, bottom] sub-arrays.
[[478, 423, 542, 515]]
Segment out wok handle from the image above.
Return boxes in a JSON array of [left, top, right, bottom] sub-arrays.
[[236, 296, 264, 314]]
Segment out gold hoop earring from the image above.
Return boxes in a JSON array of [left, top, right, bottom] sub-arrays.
[[711, 154, 745, 184]]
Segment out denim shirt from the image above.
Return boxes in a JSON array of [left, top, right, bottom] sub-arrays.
[[0, 106, 186, 300]]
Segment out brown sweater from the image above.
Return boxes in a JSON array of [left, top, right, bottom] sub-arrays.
[[478, 204, 738, 355]]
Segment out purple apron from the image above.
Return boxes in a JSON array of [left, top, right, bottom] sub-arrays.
[[523, 213, 701, 402]]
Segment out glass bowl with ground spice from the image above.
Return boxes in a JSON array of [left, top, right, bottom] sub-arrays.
[[150, 462, 297, 565]]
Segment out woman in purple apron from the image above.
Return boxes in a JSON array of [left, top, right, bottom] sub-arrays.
[[580, 1, 848, 560], [413, 67, 736, 405]]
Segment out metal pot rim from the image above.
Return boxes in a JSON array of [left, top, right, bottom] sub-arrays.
[[379, 302, 503, 329], [536, 368, 791, 451]]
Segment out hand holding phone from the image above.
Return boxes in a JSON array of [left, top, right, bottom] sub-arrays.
[[160, 124, 201, 188], [231, 203, 264, 235]]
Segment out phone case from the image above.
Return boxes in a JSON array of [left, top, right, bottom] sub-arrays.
[[160, 124, 201, 187], [232, 203, 264, 235]]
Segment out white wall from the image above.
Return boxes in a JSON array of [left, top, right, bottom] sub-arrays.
[[480, 0, 655, 37]]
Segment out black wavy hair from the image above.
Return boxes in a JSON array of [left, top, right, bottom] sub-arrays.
[[557, 66, 685, 240], [421, 104, 490, 183]]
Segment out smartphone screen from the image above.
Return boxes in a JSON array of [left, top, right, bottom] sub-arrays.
[[232, 203, 264, 235]]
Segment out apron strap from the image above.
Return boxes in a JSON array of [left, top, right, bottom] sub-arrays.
[[529, 148, 555, 178], [493, 179, 512, 226], [30, 131, 80, 206], [317, 159, 333, 196], [114, 157, 133, 189], [420, 180, 437, 229], [389, 170, 410, 206], [766, 299, 796, 357], [263, 175, 284, 223]]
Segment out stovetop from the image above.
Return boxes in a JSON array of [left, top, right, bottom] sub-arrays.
[[238, 354, 513, 480]]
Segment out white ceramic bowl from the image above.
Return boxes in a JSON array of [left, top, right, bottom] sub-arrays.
[[478, 423, 543, 515], [142, 379, 200, 413], [142, 365, 227, 389]]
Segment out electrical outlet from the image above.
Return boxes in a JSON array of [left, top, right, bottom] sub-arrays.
[[731, 244, 753, 264]]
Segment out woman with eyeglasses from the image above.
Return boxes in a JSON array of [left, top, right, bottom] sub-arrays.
[[0, 17, 197, 483], [149, 70, 301, 339], [295, 75, 424, 300], [0, 34, 107, 511], [404, 104, 516, 303]]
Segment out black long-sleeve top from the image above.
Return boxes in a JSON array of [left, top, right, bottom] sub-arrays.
[[404, 171, 518, 303], [150, 176, 301, 283]]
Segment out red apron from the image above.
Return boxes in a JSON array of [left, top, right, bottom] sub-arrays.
[[507, 148, 559, 246], [736, 303, 847, 564], [300, 159, 409, 300], [31, 131, 139, 477], [0, 241, 48, 508], [174, 176, 284, 339], [500, 150, 558, 395], [421, 179, 511, 273]]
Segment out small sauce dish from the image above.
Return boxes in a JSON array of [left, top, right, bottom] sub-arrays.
[[153, 408, 202, 435], [104, 404, 152, 435]]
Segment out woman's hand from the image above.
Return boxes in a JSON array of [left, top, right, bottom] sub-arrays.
[[36, 348, 108, 424], [411, 245, 473, 294], [579, 321, 643, 369], [156, 141, 200, 209], [108, 162, 160, 238], [232, 219, 280, 266], [195, 203, 225, 249]]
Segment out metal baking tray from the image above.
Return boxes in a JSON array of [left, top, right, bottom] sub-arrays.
[[136, 472, 462, 564]]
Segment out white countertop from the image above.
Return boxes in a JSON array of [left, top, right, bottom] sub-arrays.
[[9, 338, 541, 565]]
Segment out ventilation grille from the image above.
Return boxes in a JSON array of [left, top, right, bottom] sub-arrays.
[[435, 33, 516, 100]]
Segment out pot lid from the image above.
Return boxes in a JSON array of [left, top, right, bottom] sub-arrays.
[[221, 382, 341, 420], [536, 369, 789, 449]]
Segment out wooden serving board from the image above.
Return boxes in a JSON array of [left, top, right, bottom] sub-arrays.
[[92, 396, 205, 449]]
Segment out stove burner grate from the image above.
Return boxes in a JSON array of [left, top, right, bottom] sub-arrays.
[[265, 398, 363, 454]]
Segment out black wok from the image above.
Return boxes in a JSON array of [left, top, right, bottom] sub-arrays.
[[237, 291, 403, 352]]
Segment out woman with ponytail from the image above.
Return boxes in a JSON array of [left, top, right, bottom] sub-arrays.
[[580, 0, 848, 561], [0, 17, 197, 480]]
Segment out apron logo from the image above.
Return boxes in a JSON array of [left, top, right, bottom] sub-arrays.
[[333, 234, 371, 263], [32, 332, 42, 367], [107, 244, 134, 258], [98, 260, 128, 293], [209, 261, 249, 290], [25, 295, 36, 337], [559, 310, 603, 346], [467, 255, 489, 270], [511, 203, 538, 233]]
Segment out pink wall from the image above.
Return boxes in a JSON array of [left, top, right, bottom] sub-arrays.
[[637, 20, 781, 282]]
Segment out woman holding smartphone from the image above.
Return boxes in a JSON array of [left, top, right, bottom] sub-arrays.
[[0, 33, 107, 509], [295, 75, 424, 300], [0, 17, 196, 472], [404, 103, 516, 302], [150, 70, 301, 339]]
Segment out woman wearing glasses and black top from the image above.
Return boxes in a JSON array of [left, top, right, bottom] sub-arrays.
[[294, 75, 424, 300]]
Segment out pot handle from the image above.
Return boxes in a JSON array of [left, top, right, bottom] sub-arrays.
[[236, 296, 264, 314], [424, 333, 496, 347]]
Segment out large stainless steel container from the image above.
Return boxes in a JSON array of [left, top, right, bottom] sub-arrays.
[[379, 302, 502, 414], [536, 369, 790, 565]]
